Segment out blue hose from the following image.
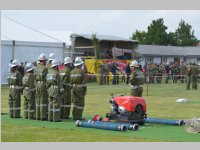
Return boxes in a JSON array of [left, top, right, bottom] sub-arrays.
[[93, 121, 139, 131], [144, 118, 185, 126], [76, 120, 127, 131]]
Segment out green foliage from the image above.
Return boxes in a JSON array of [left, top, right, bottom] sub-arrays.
[[132, 30, 147, 44], [131, 18, 198, 46], [175, 20, 198, 46], [145, 18, 168, 45]]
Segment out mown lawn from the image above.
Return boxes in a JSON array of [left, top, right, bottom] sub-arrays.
[[1, 82, 200, 142]]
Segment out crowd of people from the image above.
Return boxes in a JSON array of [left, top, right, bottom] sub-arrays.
[[7, 53, 87, 122], [99, 61, 200, 90]]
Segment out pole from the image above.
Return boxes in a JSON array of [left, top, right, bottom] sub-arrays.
[[146, 58, 149, 96]]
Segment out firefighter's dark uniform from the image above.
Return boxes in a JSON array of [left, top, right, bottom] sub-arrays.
[[70, 67, 87, 120], [191, 64, 198, 90], [130, 69, 145, 97], [35, 63, 48, 120], [186, 64, 192, 90], [22, 71, 35, 119], [60, 66, 71, 119], [46, 68, 61, 122], [8, 69, 22, 118]]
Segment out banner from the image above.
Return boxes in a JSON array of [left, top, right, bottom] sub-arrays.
[[85, 59, 132, 74]]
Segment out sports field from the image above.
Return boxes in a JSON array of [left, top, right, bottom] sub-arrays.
[[1, 82, 200, 142]]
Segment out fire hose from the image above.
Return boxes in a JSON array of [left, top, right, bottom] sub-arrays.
[[144, 118, 185, 126], [75, 120, 128, 131]]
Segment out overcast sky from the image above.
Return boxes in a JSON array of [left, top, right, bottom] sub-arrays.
[[1, 10, 200, 44]]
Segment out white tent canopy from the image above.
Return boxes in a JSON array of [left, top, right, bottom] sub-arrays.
[[1, 40, 66, 84]]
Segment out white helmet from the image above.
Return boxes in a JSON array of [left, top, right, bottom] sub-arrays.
[[51, 59, 59, 68], [49, 53, 55, 61], [74, 57, 84, 67], [38, 53, 47, 61], [64, 57, 72, 65], [26, 63, 34, 72], [130, 60, 139, 67], [11, 59, 18, 68]]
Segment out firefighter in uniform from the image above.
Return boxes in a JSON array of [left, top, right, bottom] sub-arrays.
[[191, 63, 198, 90], [104, 64, 110, 85], [186, 63, 192, 90], [99, 64, 104, 85], [60, 57, 72, 119], [22, 63, 35, 119], [130, 60, 145, 97], [8, 59, 23, 118], [70, 57, 87, 121], [46, 59, 61, 122], [47, 53, 55, 69], [35, 53, 48, 120]]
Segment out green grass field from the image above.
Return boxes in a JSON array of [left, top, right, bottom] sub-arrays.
[[1, 82, 200, 142]]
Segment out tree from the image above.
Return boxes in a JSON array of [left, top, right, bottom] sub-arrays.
[[131, 30, 147, 44], [167, 32, 177, 46], [91, 33, 100, 59], [145, 18, 168, 45], [175, 20, 198, 46]]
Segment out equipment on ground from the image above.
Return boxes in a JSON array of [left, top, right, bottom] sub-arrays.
[[106, 95, 147, 125], [144, 118, 185, 126], [75, 120, 127, 131]]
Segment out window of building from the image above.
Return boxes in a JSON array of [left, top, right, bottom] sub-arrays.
[[162, 57, 167, 63], [146, 57, 153, 63]]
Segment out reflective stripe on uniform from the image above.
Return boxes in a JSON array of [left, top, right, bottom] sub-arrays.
[[60, 88, 64, 92], [50, 85, 59, 88], [60, 105, 71, 108], [73, 84, 87, 87], [8, 76, 17, 79], [47, 76, 54, 80], [70, 74, 82, 77], [52, 109, 60, 112], [36, 104, 48, 107], [10, 85, 22, 89], [36, 81, 44, 83], [130, 85, 142, 89], [73, 105, 84, 110], [60, 73, 66, 76], [10, 107, 21, 110], [25, 87, 35, 91], [135, 76, 145, 79], [29, 109, 35, 112], [63, 83, 71, 86]]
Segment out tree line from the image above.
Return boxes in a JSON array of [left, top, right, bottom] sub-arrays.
[[131, 18, 199, 46]]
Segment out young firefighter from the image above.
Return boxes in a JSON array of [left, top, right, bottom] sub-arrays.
[[60, 57, 72, 119], [7, 59, 23, 118], [46, 59, 61, 122], [22, 63, 36, 119], [130, 60, 145, 97], [70, 57, 87, 121]]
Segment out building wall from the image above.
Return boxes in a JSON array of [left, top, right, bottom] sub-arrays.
[[185, 58, 198, 64], [1, 41, 68, 84]]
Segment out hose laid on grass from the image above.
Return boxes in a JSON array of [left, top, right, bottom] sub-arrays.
[[75, 120, 127, 131], [144, 118, 185, 126]]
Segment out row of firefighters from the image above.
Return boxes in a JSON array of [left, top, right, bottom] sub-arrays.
[[8, 53, 145, 121], [98, 62, 199, 90], [8, 53, 87, 121]]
